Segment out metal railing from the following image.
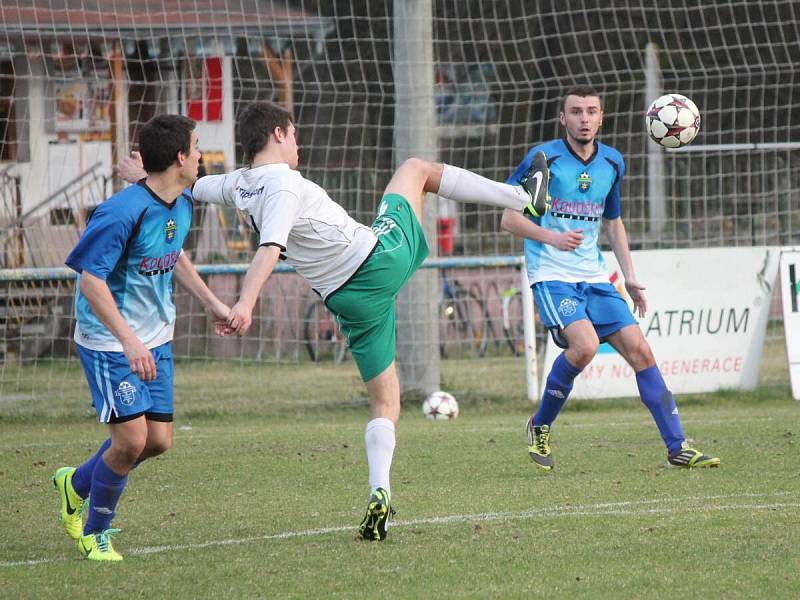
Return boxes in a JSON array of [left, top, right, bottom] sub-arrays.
[[0, 162, 108, 268]]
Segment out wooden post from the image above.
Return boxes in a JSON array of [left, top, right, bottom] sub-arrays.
[[262, 43, 294, 114], [109, 41, 125, 191]]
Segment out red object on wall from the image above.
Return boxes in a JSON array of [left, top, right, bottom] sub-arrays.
[[437, 217, 456, 255], [187, 57, 223, 122], [205, 57, 222, 121]]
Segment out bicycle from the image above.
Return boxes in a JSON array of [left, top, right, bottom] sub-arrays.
[[438, 270, 490, 359], [484, 277, 549, 359], [302, 298, 348, 363]]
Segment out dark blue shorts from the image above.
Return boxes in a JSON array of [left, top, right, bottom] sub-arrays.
[[76, 342, 174, 424], [533, 281, 637, 340]]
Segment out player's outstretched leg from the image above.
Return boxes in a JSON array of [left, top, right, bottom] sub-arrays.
[[382, 156, 550, 225], [526, 417, 554, 471], [52, 467, 87, 540], [667, 443, 720, 468], [78, 528, 123, 561], [519, 151, 551, 217], [358, 487, 395, 541]]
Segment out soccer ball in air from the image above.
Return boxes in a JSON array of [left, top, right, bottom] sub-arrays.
[[645, 93, 701, 148], [422, 391, 459, 420]]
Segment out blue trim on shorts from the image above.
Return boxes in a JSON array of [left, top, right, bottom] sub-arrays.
[[76, 342, 174, 423]]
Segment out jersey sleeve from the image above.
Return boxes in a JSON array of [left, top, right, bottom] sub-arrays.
[[506, 146, 540, 184], [191, 169, 244, 207], [603, 155, 625, 220], [65, 200, 142, 279], [249, 188, 302, 250]]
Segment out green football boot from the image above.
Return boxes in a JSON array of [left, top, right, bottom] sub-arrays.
[[53, 467, 86, 540], [526, 417, 554, 471], [358, 487, 395, 541], [78, 528, 123, 561], [668, 443, 720, 468]]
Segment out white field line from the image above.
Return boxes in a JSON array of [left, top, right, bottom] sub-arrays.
[[2, 491, 796, 568], [0, 414, 787, 451]]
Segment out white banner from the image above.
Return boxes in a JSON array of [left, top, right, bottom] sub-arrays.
[[542, 247, 779, 399], [779, 250, 800, 400]]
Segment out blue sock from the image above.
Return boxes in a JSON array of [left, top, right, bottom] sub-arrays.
[[72, 438, 112, 499], [84, 457, 128, 535], [533, 353, 582, 427], [636, 365, 685, 454]]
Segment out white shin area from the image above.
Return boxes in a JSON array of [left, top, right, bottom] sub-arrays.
[[438, 164, 528, 210], [364, 417, 396, 498]]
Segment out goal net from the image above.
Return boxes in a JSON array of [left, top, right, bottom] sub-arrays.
[[1, 1, 797, 409]]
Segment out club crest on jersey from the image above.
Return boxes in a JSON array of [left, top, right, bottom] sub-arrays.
[[114, 381, 137, 406], [577, 171, 592, 193], [164, 219, 177, 243]]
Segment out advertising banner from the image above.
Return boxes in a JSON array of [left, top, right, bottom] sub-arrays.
[[542, 247, 779, 399]]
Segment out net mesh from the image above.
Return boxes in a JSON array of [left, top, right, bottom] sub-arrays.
[[1, 0, 797, 403]]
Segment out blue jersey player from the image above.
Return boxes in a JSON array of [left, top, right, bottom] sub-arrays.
[[52, 115, 230, 561], [501, 86, 720, 471]]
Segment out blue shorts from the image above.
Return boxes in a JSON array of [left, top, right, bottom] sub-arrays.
[[76, 342, 174, 424], [533, 281, 637, 340]]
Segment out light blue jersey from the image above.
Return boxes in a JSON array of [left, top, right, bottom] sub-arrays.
[[66, 182, 193, 351], [508, 138, 624, 284]]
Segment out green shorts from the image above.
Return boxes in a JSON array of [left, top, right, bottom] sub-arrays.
[[325, 193, 429, 381]]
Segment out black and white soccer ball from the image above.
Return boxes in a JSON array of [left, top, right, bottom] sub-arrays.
[[422, 391, 459, 420], [646, 93, 701, 148]]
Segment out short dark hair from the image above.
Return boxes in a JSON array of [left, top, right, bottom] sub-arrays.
[[138, 115, 196, 173], [238, 102, 294, 163], [561, 85, 602, 112]]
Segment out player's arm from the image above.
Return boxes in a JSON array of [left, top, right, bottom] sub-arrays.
[[173, 251, 231, 334], [500, 209, 583, 250], [79, 272, 158, 381], [191, 171, 239, 206], [117, 152, 237, 207], [604, 216, 646, 317], [227, 244, 282, 336]]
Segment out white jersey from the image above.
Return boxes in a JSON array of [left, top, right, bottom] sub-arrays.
[[193, 163, 377, 299]]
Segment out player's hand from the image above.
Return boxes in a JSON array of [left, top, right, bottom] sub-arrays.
[[122, 336, 157, 381], [116, 151, 147, 183], [206, 299, 230, 322], [553, 229, 584, 251], [214, 320, 235, 337], [227, 301, 254, 336], [625, 278, 647, 318], [207, 300, 234, 337]]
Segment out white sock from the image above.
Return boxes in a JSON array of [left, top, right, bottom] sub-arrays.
[[365, 417, 396, 498], [438, 164, 529, 210]]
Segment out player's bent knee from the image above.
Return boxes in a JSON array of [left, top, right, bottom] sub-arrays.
[[401, 157, 428, 174], [569, 340, 599, 366], [631, 341, 656, 371], [148, 437, 172, 456], [110, 438, 147, 465]]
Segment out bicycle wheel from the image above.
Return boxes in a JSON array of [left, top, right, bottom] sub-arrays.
[[303, 300, 348, 363], [440, 286, 488, 359], [501, 290, 525, 356], [439, 295, 456, 359], [500, 289, 549, 361]]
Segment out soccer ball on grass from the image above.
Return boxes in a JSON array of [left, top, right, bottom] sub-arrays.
[[645, 93, 700, 148], [422, 391, 459, 420]]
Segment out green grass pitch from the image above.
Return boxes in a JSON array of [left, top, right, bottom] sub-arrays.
[[1, 358, 798, 598]]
